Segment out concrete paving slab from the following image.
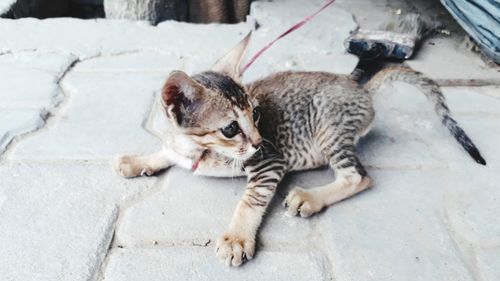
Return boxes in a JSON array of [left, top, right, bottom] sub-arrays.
[[0, 0, 499, 280], [115, 167, 316, 249], [0, 109, 45, 154], [444, 86, 500, 116], [0, 0, 359, 85], [432, 115, 500, 171], [441, 167, 500, 281], [103, 248, 330, 281], [0, 4, 358, 81], [476, 249, 500, 281], [0, 51, 77, 155], [0, 18, 248, 59], [317, 169, 475, 281], [0, 162, 157, 281], [72, 51, 186, 73], [407, 38, 500, 81], [444, 179, 500, 248], [9, 70, 163, 160]]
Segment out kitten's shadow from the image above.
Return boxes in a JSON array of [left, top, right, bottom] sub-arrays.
[[357, 129, 382, 159]]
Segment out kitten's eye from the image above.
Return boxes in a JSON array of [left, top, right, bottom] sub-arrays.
[[221, 121, 240, 138], [252, 107, 260, 123]]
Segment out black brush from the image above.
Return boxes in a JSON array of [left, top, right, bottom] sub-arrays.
[[345, 14, 440, 60]]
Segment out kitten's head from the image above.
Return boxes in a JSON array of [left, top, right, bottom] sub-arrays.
[[161, 33, 262, 161]]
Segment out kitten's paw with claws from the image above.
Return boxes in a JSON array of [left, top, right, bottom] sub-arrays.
[[216, 231, 255, 267], [284, 187, 323, 217], [114, 156, 153, 178]]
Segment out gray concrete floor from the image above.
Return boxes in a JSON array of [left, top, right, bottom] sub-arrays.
[[0, 0, 499, 280]]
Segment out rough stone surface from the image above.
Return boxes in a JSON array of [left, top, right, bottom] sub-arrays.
[[0, 162, 157, 281], [444, 86, 500, 115], [115, 167, 317, 248], [0, 51, 77, 155], [1, 0, 499, 280], [407, 38, 500, 81], [0, 18, 249, 59], [103, 248, 330, 281], [0, 109, 44, 153], [317, 169, 476, 281], [476, 249, 500, 281], [444, 176, 500, 248], [9, 68, 163, 160]]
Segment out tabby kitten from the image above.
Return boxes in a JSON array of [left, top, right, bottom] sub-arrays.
[[115, 33, 484, 266]]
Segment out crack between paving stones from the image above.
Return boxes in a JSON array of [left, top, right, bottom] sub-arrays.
[[0, 48, 39, 56], [0, 49, 161, 162], [70, 49, 189, 74], [95, 172, 171, 281], [87, 205, 120, 281], [141, 90, 160, 137], [309, 224, 338, 281], [441, 206, 483, 281], [0, 48, 187, 163], [94, 169, 324, 279], [0, 56, 80, 161]]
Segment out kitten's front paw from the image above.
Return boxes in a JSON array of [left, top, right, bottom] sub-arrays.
[[284, 187, 323, 217], [216, 231, 255, 267], [114, 156, 153, 178]]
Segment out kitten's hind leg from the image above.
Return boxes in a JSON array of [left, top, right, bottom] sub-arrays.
[[114, 150, 172, 178], [285, 139, 372, 217]]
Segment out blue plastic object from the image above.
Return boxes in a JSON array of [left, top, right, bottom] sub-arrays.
[[441, 0, 500, 63]]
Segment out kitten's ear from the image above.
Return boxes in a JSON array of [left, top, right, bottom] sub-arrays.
[[161, 71, 204, 125], [211, 32, 251, 81]]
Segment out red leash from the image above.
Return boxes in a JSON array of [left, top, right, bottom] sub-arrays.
[[241, 0, 337, 74]]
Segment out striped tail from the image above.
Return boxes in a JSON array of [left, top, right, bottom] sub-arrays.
[[365, 64, 486, 165]]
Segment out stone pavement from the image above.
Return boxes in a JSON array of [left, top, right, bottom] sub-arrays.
[[1, 0, 499, 280]]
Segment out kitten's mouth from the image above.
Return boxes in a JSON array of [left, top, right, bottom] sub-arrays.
[[191, 150, 208, 171]]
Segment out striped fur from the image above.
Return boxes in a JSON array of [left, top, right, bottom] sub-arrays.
[[115, 31, 485, 267]]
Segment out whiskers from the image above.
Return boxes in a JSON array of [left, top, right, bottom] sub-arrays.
[[228, 157, 244, 179], [226, 144, 263, 179], [218, 139, 270, 179]]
